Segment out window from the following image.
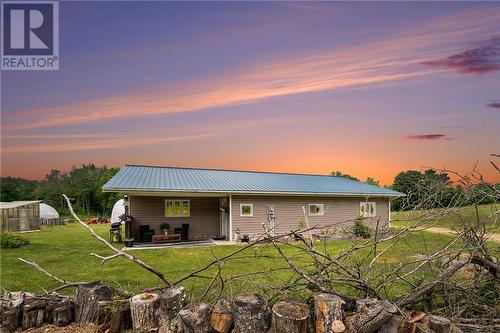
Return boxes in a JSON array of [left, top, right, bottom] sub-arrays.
[[360, 202, 376, 217], [240, 203, 253, 217], [309, 203, 324, 216], [165, 199, 190, 217]]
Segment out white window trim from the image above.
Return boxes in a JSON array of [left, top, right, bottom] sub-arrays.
[[240, 203, 253, 217], [360, 202, 376, 218], [165, 199, 191, 217], [308, 203, 324, 216]]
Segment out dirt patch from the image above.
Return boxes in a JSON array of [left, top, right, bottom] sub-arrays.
[[421, 227, 500, 242], [24, 324, 98, 333]]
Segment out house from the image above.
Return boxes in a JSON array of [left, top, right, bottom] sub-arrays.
[[0, 201, 41, 232], [102, 165, 403, 242]]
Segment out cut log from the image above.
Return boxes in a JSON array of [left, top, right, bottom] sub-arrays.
[[130, 292, 160, 332], [97, 299, 130, 332], [52, 299, 74, 326], [0, 308, 20, 333], [314, 293, 345, 333], [232, 293, 269, 333], [378, 315, 403, 333], [109, 301, 132, 333], [345, 299, 397, 333], [355, 298, 378, 312], [179, 302, 213, 333], [21, 299, 46, 330], [156, 285, 187, 333], [211, 298, 234, 333], [270, 300, 310, 333], [429, 315, 451, 333], [74, 282, 122, 324]]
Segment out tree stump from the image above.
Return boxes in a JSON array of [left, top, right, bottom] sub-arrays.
[[429, 315, 451, 333], [211, 298, 234, 333], [21, 299, 46, 330], [109, 301, 132, 333], [74, 282, 120, 324], [345, 299, 397, 333], [179, 302, 212, 333], [0, 308, 20, 333], [130, 292, 160, 332], [378, 315, 403, 333], [314, 293, 345, 333], [97, 299, 131, 332], [232, 293, 269, 333], [156, 285, 187, 333], [270, 300, 310, 333], [0, 293, 25, 333], [52, 299, 74, 326]]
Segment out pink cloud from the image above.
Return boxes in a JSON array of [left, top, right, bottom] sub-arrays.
[[487, 102, 500, 109], [405, 134, 454, 141], [421, 36, 500, 74], [3, 7, 499, 131]]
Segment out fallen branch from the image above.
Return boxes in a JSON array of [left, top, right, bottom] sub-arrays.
[[18, 258, 87, 294], [396, 259, 468, 307], [62, 194, 172, 286]]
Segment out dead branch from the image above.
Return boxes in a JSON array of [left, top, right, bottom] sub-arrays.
[[62, 194, 172, 286], [18, 258, 88, 294], [396, 259, 468, 307]]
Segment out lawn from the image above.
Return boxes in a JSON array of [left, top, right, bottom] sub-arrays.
[[0, 221, 472, 302], [391, 204, 500, 234]]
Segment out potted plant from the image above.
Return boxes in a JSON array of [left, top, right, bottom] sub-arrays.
[[241, 234, 250, 243], [124, 238, 134, 247], [234, 228, 241, 242], [160, 223, 169, 235]]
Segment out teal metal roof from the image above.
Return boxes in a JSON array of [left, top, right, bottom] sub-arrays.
[[103, 165, 403, 197]]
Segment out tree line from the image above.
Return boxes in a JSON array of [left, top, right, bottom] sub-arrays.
[[0, 164, 120, 216], [331, 169, 498, 210], [0, 166, 497, 216]]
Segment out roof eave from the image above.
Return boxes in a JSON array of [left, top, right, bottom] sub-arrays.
[[102, 187, 404, 197]]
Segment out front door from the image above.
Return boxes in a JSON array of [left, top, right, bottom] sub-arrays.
[[219, 197, 228, 238], [267, 205, 275, 236]]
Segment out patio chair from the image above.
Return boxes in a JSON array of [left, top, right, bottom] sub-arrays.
[[174, 224, 189, 241], [139, 225, 154, 242]]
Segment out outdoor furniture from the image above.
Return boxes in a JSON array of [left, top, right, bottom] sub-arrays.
[[139, 225, 155, 242], [152, 234, 181, 244], [174, 224, 189, 241]]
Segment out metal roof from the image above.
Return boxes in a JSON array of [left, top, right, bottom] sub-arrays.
[[0, 201, 41, 209], [103, 165, 403, 197]]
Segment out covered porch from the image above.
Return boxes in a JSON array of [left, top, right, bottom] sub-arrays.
[[125, 194, 230, 244]]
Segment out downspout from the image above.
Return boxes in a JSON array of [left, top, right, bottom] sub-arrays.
[[388, 199, 392, 227], [229, 194, 233, 242]]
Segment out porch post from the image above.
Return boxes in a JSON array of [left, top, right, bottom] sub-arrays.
[[229, 194, 233, 241]]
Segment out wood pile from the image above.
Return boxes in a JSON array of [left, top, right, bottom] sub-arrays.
[[2, 286, 499, 333], [86, 217, 110, 225]]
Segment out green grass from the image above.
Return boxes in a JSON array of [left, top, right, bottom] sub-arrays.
[[0, 222, 469, 301], [391, 204, 500, 233]]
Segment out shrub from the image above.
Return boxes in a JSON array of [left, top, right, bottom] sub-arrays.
[[1, 233, 31, 248], [352, 217, 372, 238]]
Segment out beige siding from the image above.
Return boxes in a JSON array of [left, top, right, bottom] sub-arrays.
[[129, 196, 220, 240], [231, 195, 389, 238]]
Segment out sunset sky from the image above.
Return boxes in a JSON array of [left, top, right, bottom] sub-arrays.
[[1, 2, 499, 184]]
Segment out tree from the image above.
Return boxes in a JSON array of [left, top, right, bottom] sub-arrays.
[[391, 170, 424, 211], [330, 171, 359, 181], [365, 177, 379, 186], [391, 169, 460, 210]]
